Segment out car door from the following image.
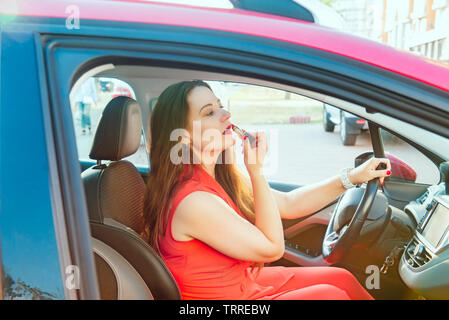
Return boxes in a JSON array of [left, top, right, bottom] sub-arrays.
[[0, 29, 98, 299]]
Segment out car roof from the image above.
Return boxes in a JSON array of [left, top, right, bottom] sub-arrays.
[[2, 0, 449, 93]]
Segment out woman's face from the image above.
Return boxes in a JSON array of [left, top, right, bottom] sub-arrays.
[[186, 85, 235, 160]]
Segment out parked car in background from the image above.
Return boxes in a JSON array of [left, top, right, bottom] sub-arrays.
[[323, 103, 368, 146]]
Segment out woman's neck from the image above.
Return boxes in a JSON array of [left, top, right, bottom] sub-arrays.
[[200, 162, 216, 180]]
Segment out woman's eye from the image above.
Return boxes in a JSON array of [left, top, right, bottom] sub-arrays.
[[206, 105, 223, 116]]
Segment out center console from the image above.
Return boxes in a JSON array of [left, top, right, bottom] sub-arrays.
[[399, 192, 449, 299]]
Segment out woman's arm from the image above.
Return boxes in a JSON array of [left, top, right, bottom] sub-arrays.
[[249, 169, 284, 258], [241, 173, 342, 220], [280, 174, 347, 219], [283, 157, 392, 219], [243, 157, 392, 220]]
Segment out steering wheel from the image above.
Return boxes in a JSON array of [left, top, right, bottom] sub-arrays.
[[322, 178, 380, 265]]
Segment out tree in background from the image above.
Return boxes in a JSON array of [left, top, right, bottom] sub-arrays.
[[1, 268, 59, 300]]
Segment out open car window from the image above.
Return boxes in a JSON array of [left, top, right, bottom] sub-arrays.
[[70, 76, 149, 169], [207, 81, 373, 185], [380, 128, 440, 185]]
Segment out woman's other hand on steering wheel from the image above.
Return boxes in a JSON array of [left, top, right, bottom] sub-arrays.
[[349, 157, 391, 185]]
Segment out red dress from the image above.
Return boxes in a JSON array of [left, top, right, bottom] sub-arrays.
[[159, 164, 373, 300]]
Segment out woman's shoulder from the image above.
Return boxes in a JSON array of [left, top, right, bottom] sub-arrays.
[[170, 177, 215, 206], [168, 181, 222, 242], [173, 166, 216, 197]]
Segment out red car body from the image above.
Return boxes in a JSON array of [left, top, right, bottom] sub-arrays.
[[2, 0, 449, 92]]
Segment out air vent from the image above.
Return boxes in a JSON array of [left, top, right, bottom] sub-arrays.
[[405, 239, 432, 268]]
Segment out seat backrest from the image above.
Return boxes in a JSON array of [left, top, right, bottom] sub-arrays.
[[81, 96, 181, 300], [92, 237, 153, 300], [91, 222, 181, 300], [83, 160, 145, 235]]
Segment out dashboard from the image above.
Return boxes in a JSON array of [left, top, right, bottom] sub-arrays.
[[399, 182, 449, 299]]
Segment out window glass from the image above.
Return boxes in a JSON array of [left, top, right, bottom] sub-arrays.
[[381, 129, 440, 185], [207, 81, 373, 185], [70, 77, 149, 168]]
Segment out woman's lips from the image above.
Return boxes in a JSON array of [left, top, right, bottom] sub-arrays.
[[223, 124, 233, 135]]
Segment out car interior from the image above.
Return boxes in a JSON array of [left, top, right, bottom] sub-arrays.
[[72, 63, 449, 300]]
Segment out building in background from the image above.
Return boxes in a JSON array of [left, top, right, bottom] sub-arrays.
[[149, 0, 449, 63], [331, 0, 384, 40], [381, 0, 449, 63], [329, 0, 449, 64]]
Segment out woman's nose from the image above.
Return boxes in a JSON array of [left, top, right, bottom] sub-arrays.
[[221, 109, 231, 122]]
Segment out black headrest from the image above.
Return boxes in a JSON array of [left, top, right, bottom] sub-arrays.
[[90, 96, 142, 161]]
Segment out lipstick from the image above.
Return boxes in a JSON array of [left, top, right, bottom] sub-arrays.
[[231, 124, 256, 145]]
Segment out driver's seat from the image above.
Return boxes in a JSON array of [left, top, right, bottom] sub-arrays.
[[82, 96, 181, 300]]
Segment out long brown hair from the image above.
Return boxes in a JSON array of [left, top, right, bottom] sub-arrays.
[[142, 80, 256, 258]]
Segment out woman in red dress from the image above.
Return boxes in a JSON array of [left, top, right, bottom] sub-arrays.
[[143, 80, 391, 300]]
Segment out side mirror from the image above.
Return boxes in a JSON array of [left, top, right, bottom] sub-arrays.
[[355, 152, 417, 183]]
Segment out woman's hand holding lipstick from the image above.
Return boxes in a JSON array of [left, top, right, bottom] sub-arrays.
[[231, 124, 256, 145], [242, 131, 268, 177]]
